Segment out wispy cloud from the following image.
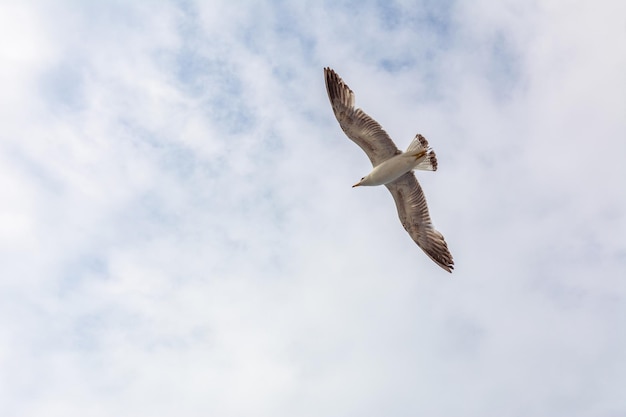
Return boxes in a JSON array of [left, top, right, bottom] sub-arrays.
[[1, 0, 625, 415]]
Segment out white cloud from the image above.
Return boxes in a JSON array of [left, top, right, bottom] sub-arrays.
[[0, 0, 624, 416]]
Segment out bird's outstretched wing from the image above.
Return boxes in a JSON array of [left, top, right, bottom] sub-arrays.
[[386, 172, 454, 272], [324, 67, 400, 167]]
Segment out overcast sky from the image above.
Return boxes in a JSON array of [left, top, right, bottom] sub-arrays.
[[1, 1, 625, 416]]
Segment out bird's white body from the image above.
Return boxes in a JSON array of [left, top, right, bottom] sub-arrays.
[[354, 135, 434, 187], [359, 154, 417, 185]]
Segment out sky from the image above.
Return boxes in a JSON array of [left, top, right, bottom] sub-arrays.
[[0, 0, 625, 416]]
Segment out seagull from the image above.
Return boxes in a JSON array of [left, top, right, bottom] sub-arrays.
[[324, 67, 454, 272]]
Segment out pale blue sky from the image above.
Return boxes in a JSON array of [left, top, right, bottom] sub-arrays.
[[1, 1, 625, 416]]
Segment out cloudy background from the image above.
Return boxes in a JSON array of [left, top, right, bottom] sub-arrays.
[[1, 0, 625, 416]]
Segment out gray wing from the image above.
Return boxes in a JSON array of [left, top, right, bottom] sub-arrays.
[[386, 172, 454, 272], [324, 67, 400, 167]]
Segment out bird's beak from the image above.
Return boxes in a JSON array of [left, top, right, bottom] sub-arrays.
[[352, 182, 360, 188]]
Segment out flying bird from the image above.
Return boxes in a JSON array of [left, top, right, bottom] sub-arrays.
[[324, 67, 454, 272]]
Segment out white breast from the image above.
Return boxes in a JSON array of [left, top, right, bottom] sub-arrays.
[[363, 153, 423, 186]]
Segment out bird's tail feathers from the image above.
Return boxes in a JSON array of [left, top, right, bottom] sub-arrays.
[[406, 134, 438, 171]]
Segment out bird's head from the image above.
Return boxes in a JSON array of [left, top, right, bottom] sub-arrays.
[[352, 176, 366, 188]]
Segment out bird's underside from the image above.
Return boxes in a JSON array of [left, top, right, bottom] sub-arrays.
[[324, 67, 454, 272]]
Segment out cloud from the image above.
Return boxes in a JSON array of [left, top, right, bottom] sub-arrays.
[[0, 0, 625, 416]]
